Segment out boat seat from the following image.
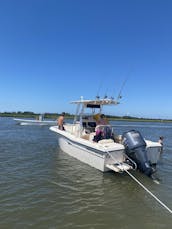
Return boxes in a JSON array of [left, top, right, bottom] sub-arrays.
[[98, 139, 114, 144], [81, 134, 90, 140]]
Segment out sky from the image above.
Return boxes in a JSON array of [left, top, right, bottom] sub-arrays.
[[0, 0, 172, 119]]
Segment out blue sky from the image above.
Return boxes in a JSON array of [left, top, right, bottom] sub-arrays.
[[0, 0, 172, 119]]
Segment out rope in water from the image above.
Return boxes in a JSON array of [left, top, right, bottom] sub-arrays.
[[125, 170, 172, 214], [105, 149, 172, 214]]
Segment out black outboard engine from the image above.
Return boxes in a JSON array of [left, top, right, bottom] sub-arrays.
[[122, 130, 154, 177]]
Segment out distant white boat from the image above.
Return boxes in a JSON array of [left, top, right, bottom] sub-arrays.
[[14, 114, 57, 126], [50, 97, 162, 177]]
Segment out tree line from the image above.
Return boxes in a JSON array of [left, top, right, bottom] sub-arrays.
[[0, 111, 171, 122]]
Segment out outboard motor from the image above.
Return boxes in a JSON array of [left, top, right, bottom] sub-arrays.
[[122, 130, 154, 177]]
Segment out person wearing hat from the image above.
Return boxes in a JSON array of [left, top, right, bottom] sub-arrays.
[[97, 114, 108, 125], [57, 112, 66, 130]]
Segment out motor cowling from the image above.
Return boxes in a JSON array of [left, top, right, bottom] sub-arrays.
[[122, 130, 154, 176]]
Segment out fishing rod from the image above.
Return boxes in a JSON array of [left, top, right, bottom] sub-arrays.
[[95, 75, 129, 103], [96, 81, 103, 100], [116, 76, 130, 101]]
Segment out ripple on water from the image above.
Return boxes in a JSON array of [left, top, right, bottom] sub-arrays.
[[0, 118, 172, 229]]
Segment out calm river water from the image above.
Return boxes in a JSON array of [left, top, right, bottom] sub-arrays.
[[0, 118, 172, 229]]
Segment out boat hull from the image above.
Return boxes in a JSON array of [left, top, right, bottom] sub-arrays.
[[14, 118, 57, 126], [50, 127, 126, 172], [50, 127, 161, 174]]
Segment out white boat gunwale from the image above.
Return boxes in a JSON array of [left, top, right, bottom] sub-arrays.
[[50, 126, 125, 157]]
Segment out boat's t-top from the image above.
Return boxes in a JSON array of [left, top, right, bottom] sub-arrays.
[[71, 97, 119, 107], [71, 97, 119, 136], [71, 96, 119, 121], [71, 96, 120, 133]]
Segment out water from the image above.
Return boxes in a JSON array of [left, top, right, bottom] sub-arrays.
[[0, 118, 172, 228]]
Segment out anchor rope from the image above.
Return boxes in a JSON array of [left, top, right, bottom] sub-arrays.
[[125, 170, 172, 214], [104, 147, 172, 214]]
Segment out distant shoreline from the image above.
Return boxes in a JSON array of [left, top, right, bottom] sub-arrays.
[[1, 112, 172, 123], [109, 117, 172, 123]]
